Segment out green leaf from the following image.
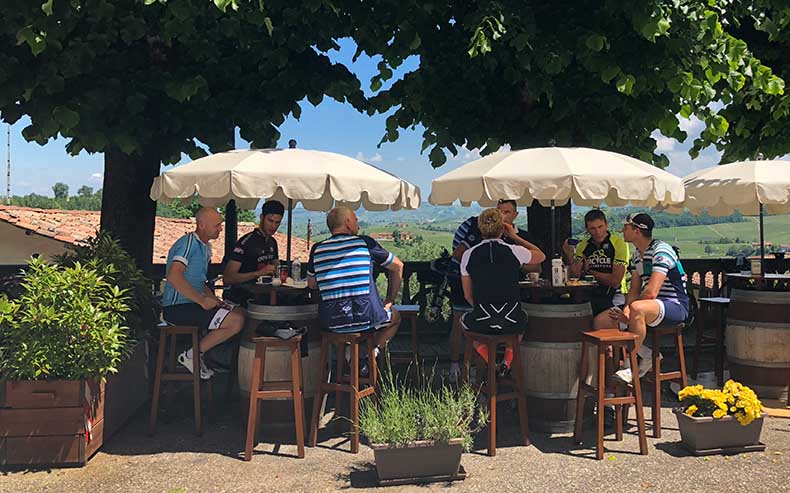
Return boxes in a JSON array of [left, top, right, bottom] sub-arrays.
[[616, 74, 635, 95], [708, 115, 729, 137], [41, 0, 54, 15], [765, 77, 785, 96], [263, 17, 273, 36], [679, 104, 692, 119], [53, 106, 80, 130], [601, 65, 620, 83], [585, 34, 605, 52], [659, 115, 678, 136]]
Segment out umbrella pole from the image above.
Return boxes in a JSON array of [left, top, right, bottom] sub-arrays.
[[550, 200, 556, 258], [286, 198, 293, 271], [225, 199, 238, 261], [759, 202, 765, 276]]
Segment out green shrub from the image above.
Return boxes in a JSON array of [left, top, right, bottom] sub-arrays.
[[360, 365, 488, 451], [0, 257, 130, 380], [54, 231, 154, 344]]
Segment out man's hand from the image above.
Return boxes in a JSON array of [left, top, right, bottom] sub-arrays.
[[608, 306, 627, 324], [503, 223, 519, 240], [562, 239, 575, 259], [383, 299, 394, 311], [256, 263, 276, 276], [199, 295, 221, 311]]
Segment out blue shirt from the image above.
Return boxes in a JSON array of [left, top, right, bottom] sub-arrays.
[[307, 234, 394, 332], [630, 239, 689, 309], [162, 232, 212, 307]]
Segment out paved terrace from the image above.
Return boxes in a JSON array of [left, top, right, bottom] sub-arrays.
[[2, 375, 788, 493]]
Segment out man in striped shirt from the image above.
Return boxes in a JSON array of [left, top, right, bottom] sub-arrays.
[[612, 213, 689, 383], [307, 207, 403, 349]]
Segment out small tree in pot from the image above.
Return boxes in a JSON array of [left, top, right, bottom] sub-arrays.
[[360, 368, 488, 484]]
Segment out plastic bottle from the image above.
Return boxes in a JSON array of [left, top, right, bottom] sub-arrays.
[[291, 259, 302, 280], [551, 257, 565, 286]]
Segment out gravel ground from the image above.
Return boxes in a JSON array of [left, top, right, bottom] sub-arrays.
[[2, 400, 788, 493]]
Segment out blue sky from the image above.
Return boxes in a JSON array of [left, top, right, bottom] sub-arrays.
[[3, 38, 724, 202]]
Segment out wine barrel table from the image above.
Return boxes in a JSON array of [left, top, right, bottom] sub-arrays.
[[726, 288, 790, 401], [238, 303, 321, 428], [519, 302, 595, 433]]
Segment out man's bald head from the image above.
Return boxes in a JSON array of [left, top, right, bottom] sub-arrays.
[[326, 207, 358, 235], [195, 207, 223, 241]]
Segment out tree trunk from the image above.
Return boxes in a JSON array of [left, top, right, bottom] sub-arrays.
[[527, 201, 571, 273], [100, 149, 160, 276]]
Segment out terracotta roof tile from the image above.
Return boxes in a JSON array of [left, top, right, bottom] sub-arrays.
[[0, 205, 310, 264]]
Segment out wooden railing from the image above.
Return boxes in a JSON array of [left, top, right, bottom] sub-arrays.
[[2, 258, 789, 302]]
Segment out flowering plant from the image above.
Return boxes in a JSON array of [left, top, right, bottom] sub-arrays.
[[678, 379, 763, 426]]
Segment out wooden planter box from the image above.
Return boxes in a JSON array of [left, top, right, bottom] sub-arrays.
[[674, 409, 767, 455], [105, 340, 149, 438], [0, 379, 105, 467], [370, 439, 466, 485]]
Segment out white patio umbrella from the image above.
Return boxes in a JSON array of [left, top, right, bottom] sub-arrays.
[[150, 148, 421, 263], [679, 159, 790, 271], [429, 147, 685, 254]]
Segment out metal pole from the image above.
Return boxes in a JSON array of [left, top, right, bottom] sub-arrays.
[[550, 199, 556, 257], [224, 199, 238, 262], [759, 202, 765, 276], [286, 198, 293, 271], [6, 124, 10, 204]]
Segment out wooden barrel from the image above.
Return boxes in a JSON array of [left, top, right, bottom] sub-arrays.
[[238, 303, 321, 428], [520, 302, 595, 433], [726, 289, 790, 401]]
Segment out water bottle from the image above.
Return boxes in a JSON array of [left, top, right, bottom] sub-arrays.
[[291, 259, 302, 280], [551, 257, 565, 287]]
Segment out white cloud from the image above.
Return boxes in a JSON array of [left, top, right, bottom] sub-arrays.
[[678, 115, 704, 136], [370, 152, 383, 163], [396, 156, 405, 162], [89, 172, 103, 182], [355, 151, 365, 161], [655, 136, 676, 153]]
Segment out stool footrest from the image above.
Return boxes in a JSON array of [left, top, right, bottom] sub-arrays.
[[161, 373, 196, 382], [259, 381, 297, 391], [254, 390, 296, 399], [604, 396, 637, 406]]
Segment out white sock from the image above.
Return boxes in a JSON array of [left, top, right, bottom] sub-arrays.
[[345, 345, 351, 361], [185, 347, 194, 359], [373, 347, 380, 358], [637, 345, 652, 360]]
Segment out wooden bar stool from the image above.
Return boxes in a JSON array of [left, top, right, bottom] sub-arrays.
[[462, 331, 529, 457], [148, 324, 213, 436], [573, 330, 648, 460], [644, 323, 688, 438], [388, 304, 420, 366], [308, 330, 378, 453], [244, 335, 305, 460], [692, 297, 729, 386]]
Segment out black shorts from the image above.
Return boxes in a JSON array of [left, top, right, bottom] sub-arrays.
[[448, 276, 472, 312], [590, 293, 626, 317], [162, 303, 233, 332]]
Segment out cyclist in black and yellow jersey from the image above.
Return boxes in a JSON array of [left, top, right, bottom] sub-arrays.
[[562, 209, 629, 329]]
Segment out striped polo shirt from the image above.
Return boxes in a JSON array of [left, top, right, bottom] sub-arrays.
[[307, 234, 394, 332], [162, 232, 211, 307], [630, 239, 689, 308]]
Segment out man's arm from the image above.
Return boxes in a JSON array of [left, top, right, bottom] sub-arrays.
[[461, 275, 474, 305], [505, 224, 544, 272], [640, 271, 666, 300], [222, 259, 275, 285], [452, 244, 468, 262], [167, 262, 219, 310], [382, 256, 404, 308], [625, 270, 641, 305], [563, 239, 583, 277]]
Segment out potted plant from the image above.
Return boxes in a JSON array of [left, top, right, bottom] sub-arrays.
[[360, 368, 488, 485], [0, 257, 130, 466], [674, 379, 767, 455], [55, 231, 155, 437]]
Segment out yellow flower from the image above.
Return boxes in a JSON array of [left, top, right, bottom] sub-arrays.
[[685, 405, 698, 416], [713, 409, 727, 419]]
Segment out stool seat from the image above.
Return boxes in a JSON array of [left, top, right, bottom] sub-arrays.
[[574, 329, 648, 460], [309, 330, 378, 453], [148, 325, 213, 436], [245, 335, 305, 460], [462, 331, 529, 456]]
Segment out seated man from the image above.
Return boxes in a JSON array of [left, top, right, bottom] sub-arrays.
[[307, 207, 403, 354], [460, 208, 545, 374], [222, 200, 285, 305], [161, 207, 245, 379], [448, 202, 544, 382], [562, 209, 629, 328], [612, 213, 690, 383]]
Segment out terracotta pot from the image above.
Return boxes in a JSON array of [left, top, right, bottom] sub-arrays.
[[674, 408, 766, 453], [370, 438, 464, 482]]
